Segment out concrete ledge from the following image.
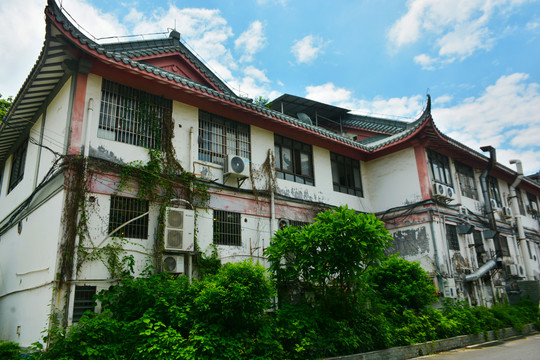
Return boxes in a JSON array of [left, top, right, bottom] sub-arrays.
[[326, 324, 537, 360]]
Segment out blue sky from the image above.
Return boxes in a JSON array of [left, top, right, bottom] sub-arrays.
[[1, 0, 539, 174]]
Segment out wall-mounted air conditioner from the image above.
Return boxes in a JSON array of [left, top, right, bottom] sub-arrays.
[[163, 254, 184, 274], [506, 264, 518, 276], [445, 186, 456, 201], [490, 199, 499, 210], [164, 208, 195, 251], [501, 206, 512, 218], [459, 206, 468, 215], [224, 155, 250, 178], [278, 218, 290, 230], [433, 183, 447, 198]]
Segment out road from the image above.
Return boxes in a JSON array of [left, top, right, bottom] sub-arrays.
[[413, 333, 540, 360]]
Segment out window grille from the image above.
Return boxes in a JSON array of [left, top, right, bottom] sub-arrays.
[[289, 220, 310, 228], [473, 230, 484, 254], [73, 286, 96, 322], [487, 176, 502, 208], [108, 196, 149, 239], [428, 149, 453, 187], [98, 79, 172, 149], [446, 224, 460, 251], [495, 235, 510, 257], [330, 152, 363, 196], [274, 134, 314, 185], [455, 162, 478, 200], [515, 189, 525, 215], [198, 110, 250, 166], [526, 192, 538, 219], [213, 210, 241, 246], [8, 140, 27, 193]]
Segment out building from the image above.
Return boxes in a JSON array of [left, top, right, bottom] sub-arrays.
[[1, 0, 539, 347]]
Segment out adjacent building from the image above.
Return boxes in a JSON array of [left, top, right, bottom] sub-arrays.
[[1, 0, 539, 346]]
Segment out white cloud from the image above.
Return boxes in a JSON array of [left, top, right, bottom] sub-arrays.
[[235, 21, 267, 63], [414, 54, 437, 70], [388, 0, 533, 67], [305, 83, 352, 104], [291, 35, 327, 64], [432, 73, 540, 173]]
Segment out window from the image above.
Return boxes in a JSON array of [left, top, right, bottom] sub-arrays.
[[198, 110, 250, 166], [274, 134, 314, 185], [8, 140, 27, 193], [213, 210, 241, 246], [330, 152, 363, 197], [494, 235, 510, 257], [428, 150, 452, 186], [527, 240, 532, 259], [473, 230, 485, 254], [446, 224, 460, 251], [73, 286, 96, 322], [98, 79, 172, 149], [455, 162, 478, 200], [527, 192, 538, 218], [108, 196, 149, 239], [487, 176, 502, 208]]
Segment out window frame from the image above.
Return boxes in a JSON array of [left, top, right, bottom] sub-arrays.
[[330, 152, 363, 197], [427, 149, 453, 187], [108, 196, 149, 239], [98, 79, 172, 149], [72, 285, 96, 322], [213, 210, 242, 246], [446, 224, 460, 251], [274, 134, 314, 186], [494, 235, 510, 257], [8, 140, 28, 193], [455, 162, 478, 200], [198, 110, 251, 166], [487, 176, 502, 208]]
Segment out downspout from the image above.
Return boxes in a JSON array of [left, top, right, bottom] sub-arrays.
[[189, 127, 194, 172], [83, 98, 94, 158], [268, 149, 275, 268], [33, 111, 47, 190], [509, 160, 533, 280], [428, 209, 444, 295]]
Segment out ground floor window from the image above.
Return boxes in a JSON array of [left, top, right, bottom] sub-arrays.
[[73, 286, 96, 322], [213, 210, 241, 246]]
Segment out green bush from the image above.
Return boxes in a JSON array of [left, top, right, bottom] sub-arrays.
[[0, 340, 21, 360]]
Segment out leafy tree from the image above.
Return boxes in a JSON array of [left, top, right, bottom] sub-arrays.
[[253, 96, 272, 108], [266, 206, 394, 305], [0, 94, 13, 120], [367, 255, 437, 314]]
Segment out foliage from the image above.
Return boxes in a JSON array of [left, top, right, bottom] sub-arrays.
[[0, 93, 13, 120], [253, 96, 272, 109], [367, 255, 437, 313], [0, 340, 21, 359], [266, 206, 393, 305]]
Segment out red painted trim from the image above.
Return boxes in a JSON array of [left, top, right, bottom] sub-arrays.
[[68, 73, 88, 155], [414, 145, 432, 200]]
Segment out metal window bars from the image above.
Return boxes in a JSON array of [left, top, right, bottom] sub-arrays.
[[213, 210, 241, 246], [108, 196, 149, 239]]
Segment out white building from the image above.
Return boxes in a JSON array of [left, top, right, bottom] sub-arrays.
[[1, 0, 539, 347]]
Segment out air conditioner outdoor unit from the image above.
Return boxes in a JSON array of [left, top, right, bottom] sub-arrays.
[[442, 278, 457, 298], [163, 254, 184, 274], [517, 264, 526, 278], [224, 155, 250, 178], [501, 206, 512, 218], [459, 206, 468, 215], [445, 186, 456, 201], [278, 218, 290, 230], [490, 199, 499, 210], [433, 183, 447, 199], [164, 208, 195, 251], [532, 202, 539, 213], [506, 264, 518, 276]]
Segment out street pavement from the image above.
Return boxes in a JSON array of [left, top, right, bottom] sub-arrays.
[[413, 333, 540, 360]]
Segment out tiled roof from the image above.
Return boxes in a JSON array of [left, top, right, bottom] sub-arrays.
[[343, 115, 409, 135]]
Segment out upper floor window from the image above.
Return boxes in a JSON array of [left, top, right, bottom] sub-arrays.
[[8, 140, 27, 193], [73, 286, 96, 322], [274, 134, 314, 185], [455, 162, 478, 200], [198, 110, 250, 166], [495, 235, 510, 257], [515, 189, 525, 215], [527, 192, 539, 218], [108, 196, 149, 239], [330, 152, 363, 197], [213, 210, 241, 246], [473, 230, 484, 254], [487, 176, 502, 208], [445, 224, 460, 251], [98, 79, 172, 149], [428, 149, 452, 187]]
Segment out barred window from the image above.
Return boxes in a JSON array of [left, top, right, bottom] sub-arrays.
[[428, 149, 453, 187], [331, 152, 363, 197], [487, 176, 502, 208], [8, 140, 27, 193], [73, 286, 96, 322], [274, 134, 314, 185], [98, 79, 172, 149], [198, 110, 250, 166], [213, 210, 241, 246], [515, 189, 525, 215], [495, 235, 510, 257], [446, 224, 460, 251], [455, 162, 478, 200], [473, 230, 485, 254], [108, 196, 149, 239]]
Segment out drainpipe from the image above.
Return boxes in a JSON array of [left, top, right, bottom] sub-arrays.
[[268, 149, 275, 268], [189, 127, 194, 172], [509, 160, 533, 280], [83, 98, 94, 158], [464, 259, 497, 282]]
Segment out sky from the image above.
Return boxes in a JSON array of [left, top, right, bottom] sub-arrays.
[[1, 0, 539, 174]]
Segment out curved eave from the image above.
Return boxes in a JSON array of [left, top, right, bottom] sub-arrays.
[[0, 17, 74, 165]]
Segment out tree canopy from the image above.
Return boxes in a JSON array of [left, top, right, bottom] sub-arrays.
[[0, 94, 13, 120]]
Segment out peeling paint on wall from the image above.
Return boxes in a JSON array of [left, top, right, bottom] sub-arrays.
[[90, 145, 124, 164], [387, 226, 429, 257]]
